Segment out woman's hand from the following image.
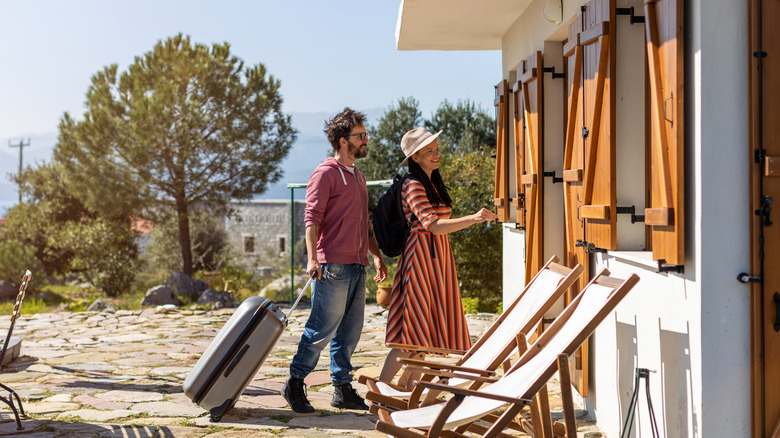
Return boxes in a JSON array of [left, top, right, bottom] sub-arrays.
[[373, 256, 388, 283], [472, 208, 498, 223]]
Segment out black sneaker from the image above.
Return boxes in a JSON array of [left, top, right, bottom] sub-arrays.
[[331, 382, 369, 410], [282, 377, 315, 413]]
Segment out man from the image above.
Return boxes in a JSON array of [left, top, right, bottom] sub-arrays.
[[283, 107, 387, 413]]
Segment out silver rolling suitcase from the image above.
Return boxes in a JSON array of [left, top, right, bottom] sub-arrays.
[[183, 275, 314, 422]]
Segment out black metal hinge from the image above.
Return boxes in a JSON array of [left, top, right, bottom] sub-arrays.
[[617, 205, 645, 224], [542, 171, 564, 184], [616, 7, 645, 25], [575, 239, 607, 254], [755, 195, 773, 227], [542, 66, 565, 80], [755, 148, 766, 164], [582, 126, 589, 139]]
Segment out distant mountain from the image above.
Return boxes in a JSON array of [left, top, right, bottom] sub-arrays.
[[0, 108, 388, 214]]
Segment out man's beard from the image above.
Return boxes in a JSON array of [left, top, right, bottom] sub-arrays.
[[349, 142, 367, 159]]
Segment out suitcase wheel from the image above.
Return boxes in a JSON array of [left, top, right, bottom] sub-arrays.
[[209, 399, 232, 423]]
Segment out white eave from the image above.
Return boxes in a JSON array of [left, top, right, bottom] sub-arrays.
[[395, 0, 532, 51]]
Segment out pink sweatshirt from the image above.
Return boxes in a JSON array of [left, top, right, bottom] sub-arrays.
[[304, 157, 369, 266]]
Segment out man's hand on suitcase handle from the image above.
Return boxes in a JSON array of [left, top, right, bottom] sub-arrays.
[[306, 260, 320, 282]]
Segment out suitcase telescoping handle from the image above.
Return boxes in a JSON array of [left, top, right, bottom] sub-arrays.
[[284, 272, 316, 322]]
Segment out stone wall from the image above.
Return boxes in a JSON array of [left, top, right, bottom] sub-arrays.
[[223, 200, 306, 271]]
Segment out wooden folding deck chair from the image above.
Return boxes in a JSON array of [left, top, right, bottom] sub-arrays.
[[374, 269, 640, 438], [0, 270, 31, 431], [362, 256, 583, 413]]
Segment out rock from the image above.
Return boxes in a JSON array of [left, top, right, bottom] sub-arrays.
[[0, 280, 16, 300], [87, 299, 114, 312], [140, 285, 182, 307], [197, 289, 234, 309], [165, 271, 208, 300], [259, 274, 310, 302]]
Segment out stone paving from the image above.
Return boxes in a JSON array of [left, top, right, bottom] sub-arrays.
[[0, 302, 604, 437]]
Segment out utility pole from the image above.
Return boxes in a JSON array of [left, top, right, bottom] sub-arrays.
[[9, 138, 30, 203]]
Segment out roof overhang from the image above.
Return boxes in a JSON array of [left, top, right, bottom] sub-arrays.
[[395, 0, 533, 51]]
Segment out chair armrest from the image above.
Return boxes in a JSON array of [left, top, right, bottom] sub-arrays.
[[403, 366, 499, 384], [415, 381, 532, 406], [386, 342, 467, 356], [398, 357, 495, 377], [358, 375, 411, 392]]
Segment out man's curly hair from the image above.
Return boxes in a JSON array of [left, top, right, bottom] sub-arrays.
[[324, 107, 367, 152]]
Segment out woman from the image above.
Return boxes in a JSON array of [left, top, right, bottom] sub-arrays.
[[379, 127, 498, 381]]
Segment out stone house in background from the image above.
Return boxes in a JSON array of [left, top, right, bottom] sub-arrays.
[[223, 199, 306, 273]]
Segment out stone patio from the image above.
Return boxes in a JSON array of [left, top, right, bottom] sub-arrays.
[[0, 302, 604, 437]]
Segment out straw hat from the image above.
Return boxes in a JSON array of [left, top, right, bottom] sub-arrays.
[[399, 127, 442, 166]]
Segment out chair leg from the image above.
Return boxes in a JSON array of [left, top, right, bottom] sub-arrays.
[[557, 354, 577, 438], [530, 395, 544, 437], [0, 394, 24, 430], [538, 384, 554, 438], [0, 381, 26, 429]]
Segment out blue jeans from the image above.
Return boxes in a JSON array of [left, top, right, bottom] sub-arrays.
[[289, 263, 366, 385]]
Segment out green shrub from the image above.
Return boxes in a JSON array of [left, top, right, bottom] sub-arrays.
[[0, 239, 44, 286], [461, 297, 479, 314]]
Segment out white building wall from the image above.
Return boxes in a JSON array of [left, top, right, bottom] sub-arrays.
[[696, 0, 751, 435], [499, 0, 751, 436]]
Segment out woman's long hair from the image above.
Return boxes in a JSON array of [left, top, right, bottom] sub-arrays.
[[407, 158, 452, 207]]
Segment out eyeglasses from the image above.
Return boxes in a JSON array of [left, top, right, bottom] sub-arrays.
[[347, 132, 368, 141]]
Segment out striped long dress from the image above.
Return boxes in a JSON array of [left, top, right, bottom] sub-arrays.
[[385, 178, 471, 350]]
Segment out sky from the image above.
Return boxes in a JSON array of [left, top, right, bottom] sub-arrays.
[[0, 1, 501, 213]]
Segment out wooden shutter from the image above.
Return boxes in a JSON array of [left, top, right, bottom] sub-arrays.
[[562, 0, 615, 397], [512, 78, 526, 229], [494, 79, 510, 223], [749, 0, 780, 435], [516, 52, 545, 284], [644, 0, 684, 266]]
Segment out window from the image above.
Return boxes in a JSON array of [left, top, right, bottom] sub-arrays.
[[244, 236, 255, 254]]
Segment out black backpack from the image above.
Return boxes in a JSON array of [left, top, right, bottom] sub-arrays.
[[372, 174, 418, 258]]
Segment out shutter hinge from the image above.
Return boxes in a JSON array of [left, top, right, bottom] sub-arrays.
[[737, 273, 762, 284], [616, 7, 645, 25], [754, 51, 768, 58], [582, 127, 590, 138], [542, 171, 564, 184], [755, 148, 766, 164], [576, 239, 607, 254], [542, 66, 565, 80], [755, 195, 774, 227], [617, 205, 646, 224]]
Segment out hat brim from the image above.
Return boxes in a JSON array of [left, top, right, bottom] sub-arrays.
[[400, 130, 442, 166]]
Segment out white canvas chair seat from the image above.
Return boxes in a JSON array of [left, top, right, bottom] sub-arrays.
[[364, 257, 583, 411], [377, 268, 569, 401], [375, 270, 640, 437]]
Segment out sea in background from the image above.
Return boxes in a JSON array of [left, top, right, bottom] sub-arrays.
[[0, 109, 385, 216]]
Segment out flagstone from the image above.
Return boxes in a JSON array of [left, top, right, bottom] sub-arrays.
[[42, 393, 73, 403], [130, 401, 204, 417], [57, 408, 137, 422], [98, 333, 156, 343], [73, 394, 132, 410], [46, 352, 124, 365], [150, 366, 192, 376], [24, 401, 82, 416], [287, 413, 377, 432], [94, 390, 164, 402]]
